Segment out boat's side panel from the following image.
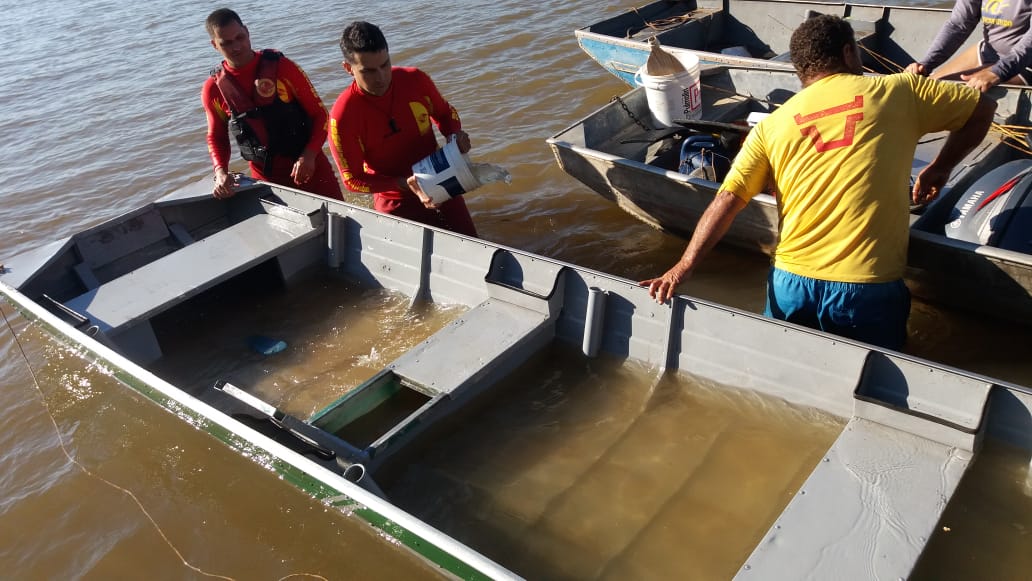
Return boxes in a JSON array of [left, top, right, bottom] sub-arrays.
[[849, 5, 960, 69], [907, 232, 1032, 325], [553, 264, 871, 421], [4, 237, 79, 297], [549, 139, 780, 253], [336, 207, 428, 298], [331, 205, 491, 307], [674, 297, 866, 419], [555, 269, 674, 365], [425, 233, 498, 306], [725, 2, 955, 61]]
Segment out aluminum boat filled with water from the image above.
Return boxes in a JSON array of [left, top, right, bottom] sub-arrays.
[[2, 178, 1031, 579]]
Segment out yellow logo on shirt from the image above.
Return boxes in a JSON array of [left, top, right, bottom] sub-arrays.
[[409, 101, 430, 135], [982, 0, 1014, 25], [983, 0, 1009, 17]]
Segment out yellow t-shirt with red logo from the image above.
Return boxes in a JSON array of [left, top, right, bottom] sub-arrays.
[[721, 73, 979, 282]]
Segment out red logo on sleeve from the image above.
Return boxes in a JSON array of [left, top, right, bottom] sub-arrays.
[[794, 96, 864, 152]]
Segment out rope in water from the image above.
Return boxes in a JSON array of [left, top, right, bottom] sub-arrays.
[[0, 301, 328, 581]]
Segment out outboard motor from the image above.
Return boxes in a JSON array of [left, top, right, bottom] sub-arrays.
[[944, 159, 1032, 253], [678, 133, 733, 181]]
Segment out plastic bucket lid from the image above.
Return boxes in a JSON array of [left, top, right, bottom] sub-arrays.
[[412, 139, 481, 205]]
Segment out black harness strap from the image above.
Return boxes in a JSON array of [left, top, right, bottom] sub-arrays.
[[212, 49, 282, 117]]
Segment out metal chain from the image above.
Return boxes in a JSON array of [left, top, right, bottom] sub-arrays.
[[612, 95, 653, 132]]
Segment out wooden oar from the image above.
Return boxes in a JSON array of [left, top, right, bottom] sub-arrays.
[[645, 37, 685, 76]]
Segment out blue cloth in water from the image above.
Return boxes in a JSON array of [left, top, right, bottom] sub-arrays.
[[247, 335, 288, 355]]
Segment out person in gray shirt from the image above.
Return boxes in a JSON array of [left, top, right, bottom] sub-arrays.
[[905, 0, 1032, 92]]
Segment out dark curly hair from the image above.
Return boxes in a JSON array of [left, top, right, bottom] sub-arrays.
[[789, 14, 856, 81], [340, 21, 389, 63]]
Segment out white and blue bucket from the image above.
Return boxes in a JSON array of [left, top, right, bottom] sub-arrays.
[[633, 52, 703, 127], [412, 139, 481, 205]]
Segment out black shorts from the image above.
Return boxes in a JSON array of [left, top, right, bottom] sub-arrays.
[[978, 40, 1032, 83]]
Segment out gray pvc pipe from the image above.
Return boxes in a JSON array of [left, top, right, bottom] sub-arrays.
[[582, 286, 607, 357], [341, 461, 388, 499], [326, 212, 341, 269]]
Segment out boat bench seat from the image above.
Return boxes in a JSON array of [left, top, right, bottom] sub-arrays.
[[739, 417, 974, 578], [389, 297, 557, 398], [309, 251, 566, 465], [391, 254, 566, 398], [739, 352, 991, 578], [66, 211, 324, 361], [307, 296, 561, 466]]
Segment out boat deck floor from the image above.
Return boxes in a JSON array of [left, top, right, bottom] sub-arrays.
[[146, 270, 465, 419], [383, 345, 844, 580]]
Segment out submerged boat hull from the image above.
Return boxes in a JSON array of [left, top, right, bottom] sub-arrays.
[[3, 178, 1032, 578]]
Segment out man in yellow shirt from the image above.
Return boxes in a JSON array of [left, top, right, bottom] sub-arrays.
[[641, 14, 996, 350]]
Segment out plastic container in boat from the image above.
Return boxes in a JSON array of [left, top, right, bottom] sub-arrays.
[[633, 53, 703, 127], [411, 139, 482, 205]]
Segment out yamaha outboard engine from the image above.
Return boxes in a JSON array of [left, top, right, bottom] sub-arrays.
[[944, 159, 1032, 253]]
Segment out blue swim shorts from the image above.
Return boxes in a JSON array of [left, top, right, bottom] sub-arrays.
[[763, 267, 911, 350]]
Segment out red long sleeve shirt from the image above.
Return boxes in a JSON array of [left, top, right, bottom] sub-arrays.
[[328, 67, 461, 200], [201, 50, 331, 171]]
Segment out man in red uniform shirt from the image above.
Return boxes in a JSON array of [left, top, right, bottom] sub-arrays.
[[329, 21, 478, 236], [201, 8, 342, 200]]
